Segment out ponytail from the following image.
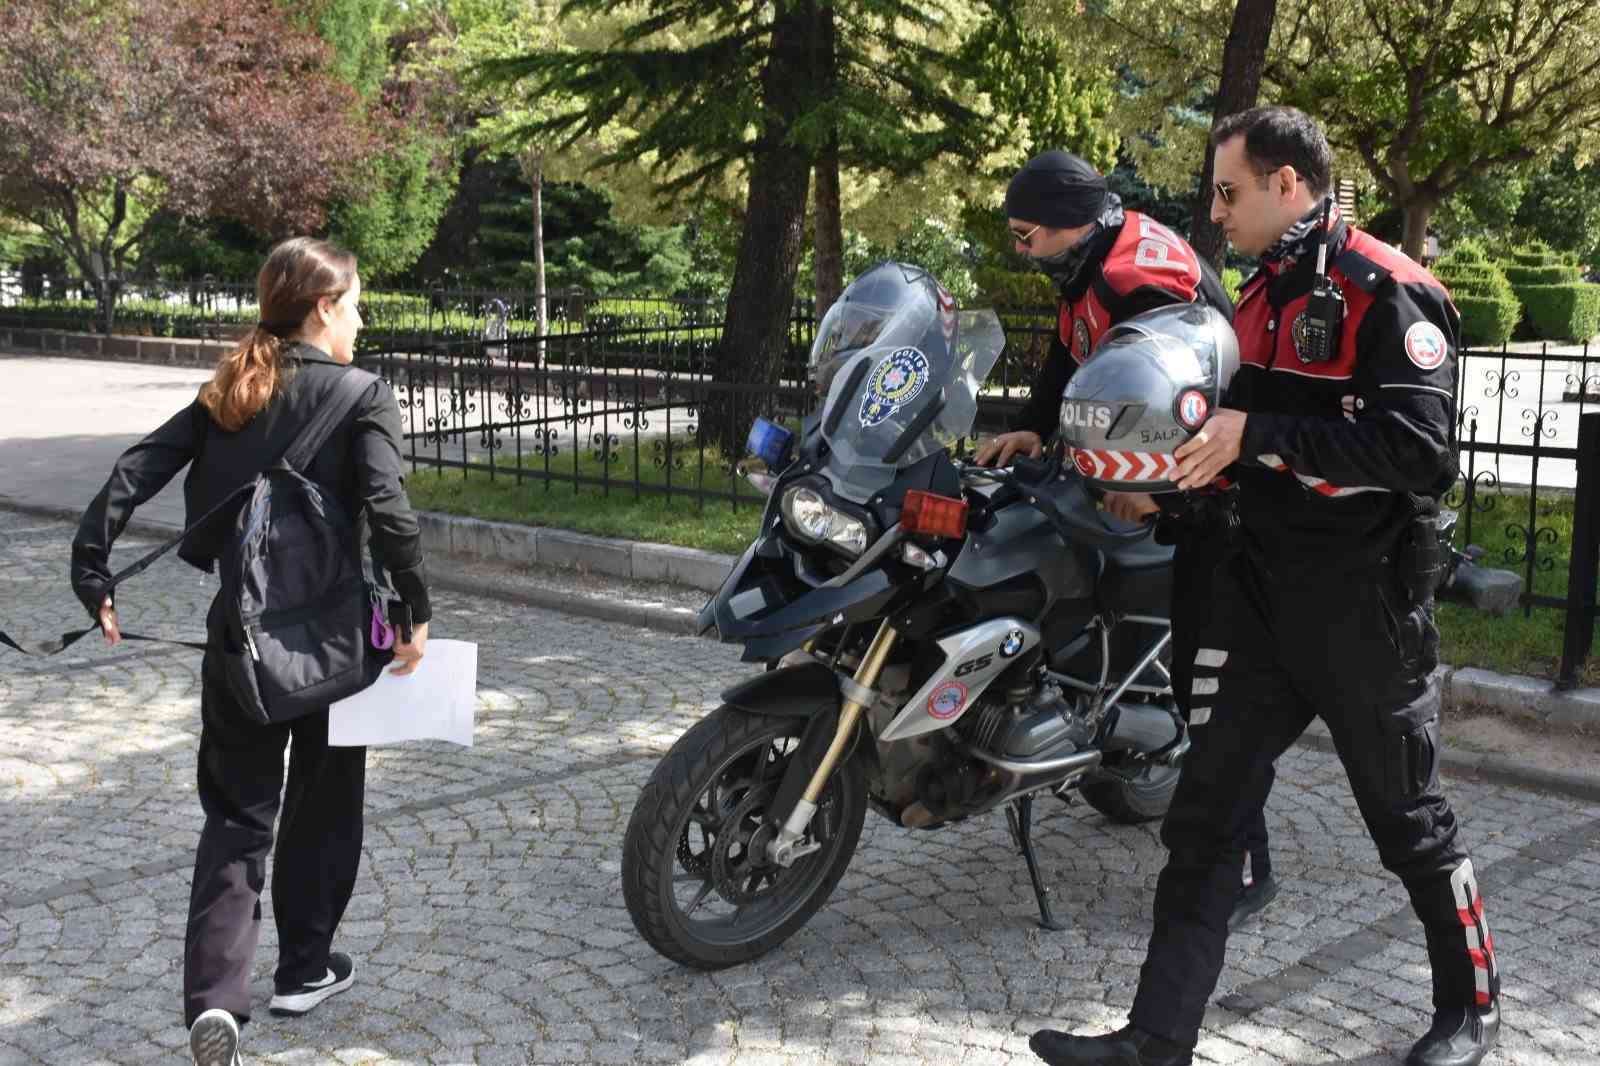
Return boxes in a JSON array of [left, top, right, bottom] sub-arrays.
[[197, 236, 356, 433], [199, 326, 286, 432]]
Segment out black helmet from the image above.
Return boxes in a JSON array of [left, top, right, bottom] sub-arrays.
[[807, 261, 954, 398], [1058, 303, 1239, 492]]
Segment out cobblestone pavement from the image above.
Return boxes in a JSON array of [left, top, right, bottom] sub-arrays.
[[2, 508, 1598, 1066]]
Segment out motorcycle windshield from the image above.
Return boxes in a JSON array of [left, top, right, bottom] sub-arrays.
[[818, 308, 1005, 502]]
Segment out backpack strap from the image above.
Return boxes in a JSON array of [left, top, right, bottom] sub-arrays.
[[278, 368, 377, 474], [2, 369, 378, 659]]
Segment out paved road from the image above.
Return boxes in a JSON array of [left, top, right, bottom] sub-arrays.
[[2, 505, 1598, 1065]]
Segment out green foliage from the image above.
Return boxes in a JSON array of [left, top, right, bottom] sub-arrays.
[[1513, 152, 1600, 270], [1509, 243, 1560, 267], [972, 266, 1054, 309], [1503, 263, 1582, 287], [1436, 249, 1519, 345], [1453, 297, 1521, 347], [135, 215, 269, 279], [329, 136, 460, 282], [1519, 284, 1600, 341], [312, 0, 395, 96], [1220, 268, 1242, 305]]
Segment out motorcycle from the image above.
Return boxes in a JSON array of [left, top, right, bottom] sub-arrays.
[[620, 287, 1189, 969]]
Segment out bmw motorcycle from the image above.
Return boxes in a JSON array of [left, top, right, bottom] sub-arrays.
[[620, 269, 1189, 969]]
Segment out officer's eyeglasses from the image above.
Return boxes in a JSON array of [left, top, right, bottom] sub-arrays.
[[1010, 222, 1043, 248], [1215, 168, 1293, 206]]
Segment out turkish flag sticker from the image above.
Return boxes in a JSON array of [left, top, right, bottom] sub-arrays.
[[1404, 321, 1448, 370]]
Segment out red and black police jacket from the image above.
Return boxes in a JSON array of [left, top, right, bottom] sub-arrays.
[[1013, 210, 1231, 438], [1228, 221, 1458, 570]]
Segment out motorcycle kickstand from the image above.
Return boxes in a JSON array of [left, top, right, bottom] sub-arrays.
[[1005, 793, 1067, 932]]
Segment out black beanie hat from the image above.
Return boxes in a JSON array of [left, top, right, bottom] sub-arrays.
[[1005, 150, 1108, 229]]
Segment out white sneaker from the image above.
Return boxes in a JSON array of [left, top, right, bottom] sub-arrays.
[[188, 1008, 242, 1066], [268, 952, 355, 1016]]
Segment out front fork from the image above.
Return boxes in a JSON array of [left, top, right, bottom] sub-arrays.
[[767, 619, 899, 866]]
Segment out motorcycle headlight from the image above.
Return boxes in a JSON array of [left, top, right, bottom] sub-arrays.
[[781, 485, 869, 557]]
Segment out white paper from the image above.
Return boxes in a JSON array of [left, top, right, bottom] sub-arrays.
[[328, 639, 478, 747]]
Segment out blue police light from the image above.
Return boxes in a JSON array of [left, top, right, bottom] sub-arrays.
[[745, 417, 794, 469]]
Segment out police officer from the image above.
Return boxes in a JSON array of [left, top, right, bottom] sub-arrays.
[[977, 150, 1279, 926], [1030, 107, 1498, 1066]]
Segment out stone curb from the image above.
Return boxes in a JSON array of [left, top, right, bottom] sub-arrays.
[[0, 326, 232, 368], [414, 511, 737, 594]]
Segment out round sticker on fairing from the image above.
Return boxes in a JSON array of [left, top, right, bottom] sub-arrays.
[[927, 680, 968, 719], [859, 346, 931, 428], [1404, 321, 1449, 370], [1177, 389, 1210, 430], [1073, 448, 1097, 477]]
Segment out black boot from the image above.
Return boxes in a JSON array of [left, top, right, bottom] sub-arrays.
[[1405, 1001, 1500, 1066], [1228, 870, 1280, 930], [1030, 1024, 1193, 1066]]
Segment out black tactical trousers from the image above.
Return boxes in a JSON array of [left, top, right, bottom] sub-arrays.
[[1169, 536, 1270, 881], [183, 643, 366, 1027], [1130, 551, 1496, 1049]]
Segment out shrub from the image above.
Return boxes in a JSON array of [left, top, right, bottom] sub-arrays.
[[1436, 254, 1519, 345], [1455, 296, 1521, 346], [1220, 267, 1243, 304], [1445, 237, 1489, 263], [1520, 284, 1600, 341], [974, 267, 1055, 310], [1503, 263, 1582, 286]]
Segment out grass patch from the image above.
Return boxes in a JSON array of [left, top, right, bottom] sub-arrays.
[[1437, 491, 1595, 682], [403, 441, 767, 556]]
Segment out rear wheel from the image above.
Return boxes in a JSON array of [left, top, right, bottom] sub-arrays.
[[620, 706, 867, 969]]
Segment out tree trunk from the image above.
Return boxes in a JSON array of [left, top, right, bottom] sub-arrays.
[[812, 5, 842, 322], [1190, 0, 1277, 267], [1401, 197, 1435, 263], [522, 149, 548, 363], [704, 0, 819, 455], [814, 145, 843, 321]]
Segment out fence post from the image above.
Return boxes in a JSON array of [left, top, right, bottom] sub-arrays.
[[1558, 411, 1600, 688]]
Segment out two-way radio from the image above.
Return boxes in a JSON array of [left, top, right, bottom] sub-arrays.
[[1296, 196, 1346, 363]]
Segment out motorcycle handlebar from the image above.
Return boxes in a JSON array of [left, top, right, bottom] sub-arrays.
[[955, 457, 1153, 549]]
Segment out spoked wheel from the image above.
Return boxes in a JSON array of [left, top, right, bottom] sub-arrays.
[[621, 706, 867, 969]]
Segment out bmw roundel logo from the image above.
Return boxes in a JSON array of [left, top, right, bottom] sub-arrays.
[[1000, 628, 1025, 658]]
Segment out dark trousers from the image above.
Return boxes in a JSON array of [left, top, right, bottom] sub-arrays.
[[183, 649, 366, 1027], [1169, 536, 1271, 882], [1130, 552, 1496, 1049]]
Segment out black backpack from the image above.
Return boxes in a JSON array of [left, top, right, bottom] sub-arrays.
[[213, 369, 393, 722], [3, 369, 393, 723]]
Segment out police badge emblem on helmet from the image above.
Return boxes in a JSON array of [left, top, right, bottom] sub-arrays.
[[1177, 389, 1209, 430], [859, 346, 931, 428]]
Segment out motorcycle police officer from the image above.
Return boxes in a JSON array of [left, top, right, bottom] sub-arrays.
[[1031, 107, 1499, 1066], [978, 150, 1280, 927]]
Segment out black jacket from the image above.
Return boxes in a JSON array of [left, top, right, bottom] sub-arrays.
[[71, 343, 432, 622], [1228, 221, 1458, 570]]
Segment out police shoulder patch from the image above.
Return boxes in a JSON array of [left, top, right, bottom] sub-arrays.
[[1403, 320, 1449, 371], [1072, 318, 1092, 363]]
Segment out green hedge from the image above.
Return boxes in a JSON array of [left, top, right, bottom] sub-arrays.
[[1503, 263, 1582, 287], [1455, 295, 1521, 346], [1436, 253, 1520, 345], [1520, 284, 1600, 341]]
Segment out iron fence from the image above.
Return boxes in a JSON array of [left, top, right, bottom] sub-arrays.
[[1446, 342, 1596, 616]]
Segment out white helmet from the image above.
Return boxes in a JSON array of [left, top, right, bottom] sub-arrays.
[[1058, 303, 1239, 492]]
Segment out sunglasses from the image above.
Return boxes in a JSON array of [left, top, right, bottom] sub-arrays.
[[1214, 167, 1295, 206], [1010, 221, 1043, 248]]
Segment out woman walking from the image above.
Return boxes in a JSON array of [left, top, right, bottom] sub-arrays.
[[70, 238, 432, 1066]]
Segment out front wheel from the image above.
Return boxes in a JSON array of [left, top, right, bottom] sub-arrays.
[[620, 705, 867, 969]]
